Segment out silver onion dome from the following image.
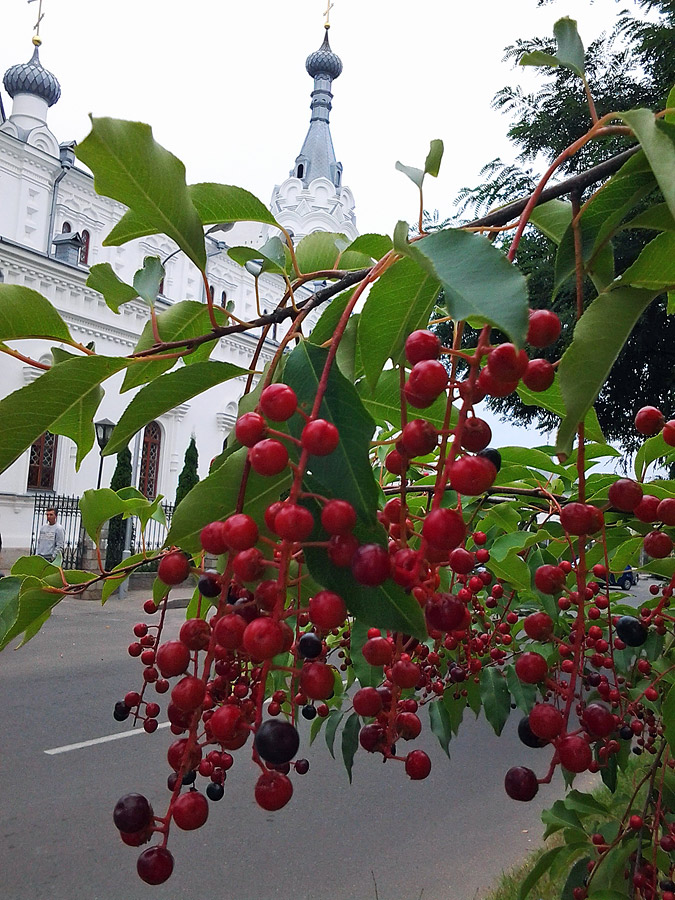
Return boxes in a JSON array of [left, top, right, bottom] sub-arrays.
[[305, 31, 343, 80], [3, 46, 61, 107]]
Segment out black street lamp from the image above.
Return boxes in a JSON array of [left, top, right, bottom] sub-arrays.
[[95, 418, 115, 489]]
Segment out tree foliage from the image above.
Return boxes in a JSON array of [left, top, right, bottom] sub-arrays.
[[104, 446, 132, 570], [174, 435, 199, 508]]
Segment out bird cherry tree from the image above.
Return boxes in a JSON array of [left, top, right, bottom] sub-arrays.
[[1, 17, 675, 898]]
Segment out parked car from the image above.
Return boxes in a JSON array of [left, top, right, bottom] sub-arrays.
[[604, 565, 638, 591]]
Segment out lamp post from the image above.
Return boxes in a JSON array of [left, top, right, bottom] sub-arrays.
[[94, 418, 115, 489]]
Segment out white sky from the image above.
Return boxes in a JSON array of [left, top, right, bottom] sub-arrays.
[[0, 0, 641, 456], [2, 0, 641, 236]]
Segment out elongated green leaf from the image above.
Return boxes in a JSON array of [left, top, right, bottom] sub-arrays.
[[76, 118, 206, 269], [664, 684, 675, 757], [358, 368, 454, 431], [0, 575, 62, 649], [0, 284, 72, 342], [87, 263, 138, 313], [106, 361, 247, 455], [167, 446, 291, 552], [101, 551, 151, 603], [189, 182, 279, 228], [505, 664, 537, 713], [620, 232, 675, 289], [133, 256, 164, 307], [80, 488, 128, 542], [395, 160, 425, 189], [0, 355, 126, 473], [623, 202, 675, 232], [634, 432, 675, 479], [518, 846, 567, 900], [350, 620, 382, 688], [10, 556, 59, 579], [295, 232, 345, 274], [425, 139, 444, 177], [227, 237, 289, 276], [0, 576, 22, 648], [564, 790, 608, 816], [556, 286, 658, 456], [428, 700, 452, 757], [553, 17, 585, 76], [520, 50, 561, 68], [517, 377, 605, 444], [403, 229, 529, 347], [561, 857, 593, 900], [489, 550, 531, 591], [619, 109, 675, 220], [341, 712, 360, 783], [283, 342, 378, 523], [479, 667, 511, 735], [308, 287, 355, 347], [344, 234, 392, 261], [122, 300, 228, 391], [358, 257, 440, 390], [325, 710, 344, 759], [528, 199, 572, 244]]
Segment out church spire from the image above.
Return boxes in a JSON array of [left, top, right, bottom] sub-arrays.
[[292, 28, 344, 188]]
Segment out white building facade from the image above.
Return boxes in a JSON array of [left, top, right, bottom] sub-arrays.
[[0, 30, 357, 564]]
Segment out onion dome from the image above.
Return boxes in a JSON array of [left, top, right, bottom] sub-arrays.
[[3, 46, 61, 107], [305, 31, 343, 80]]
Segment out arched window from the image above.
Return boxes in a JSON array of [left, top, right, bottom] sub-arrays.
[[79, 229, 90, 265], [220, 290, 227, 307], [62, 221, 71, 233], [27, 432, 58, 490], [209, 285, 215, 302], [297, 164, 304, 178], [138, 422, 162, 498], [159, 277, 165, 296]]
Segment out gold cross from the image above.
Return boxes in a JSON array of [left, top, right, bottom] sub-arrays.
[[323, 1, 334, 28], [29, 0, 45, 45]]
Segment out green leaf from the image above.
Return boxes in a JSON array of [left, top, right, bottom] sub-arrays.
[[344, 234, 393, 261], [79, 489, 127, 543], [167, 446, 291, 553], [620, 232, 675, 290], [350, 619, 382, 688], [663, 684, 675, 757], [308, 288, 355, 347], [325, 710, 344, 759], [133, 256, 165, 307], [520, 50, 562, 69], [283, 342, 378, 523], [634, 432, 675, 479], [505, 663, 537, 713], [424, 139, 444, 177], [479, 667, 511, 735], [561, 857, 593, 900], [623, 202, 675, 232], [395, 161, 425, 189], [553, 17, 586, 76], [334, 314, 359, 382], [358, 368, 454, 431], [403, 229, 529, 347], [106, 361, 247, 455], [0, 576, 22, 648], [528, 199, 572, 244], [122, 300, 228, 391], [76, 118, 206, 269], [564, 789, 608, 816], [86, 263, 138, 313], [101, 551, 150, 603], [489, 550, 531, 591], [227, 237, 289, 276], [10, 556, 59, 578], [556, 286, 658, 457], [0, 284, 72, 341], [542, 800, 584, 837], [358, 257, 440, 390], [341, 712, 360, 783], [619, 110, 675, 221], [517, 846, 566, 900], [517, 376, 605, 444], [0, 355, 126, 473], [189, 182, 279, 229], [0, 575, 63, 650], [428, 700, 452, 757], [295, 232, 345, 273]]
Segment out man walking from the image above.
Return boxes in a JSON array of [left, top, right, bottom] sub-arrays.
[[37, 507, 65, 562]]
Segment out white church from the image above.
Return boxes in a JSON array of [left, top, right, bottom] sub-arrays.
[[0, 28, 358, 565]]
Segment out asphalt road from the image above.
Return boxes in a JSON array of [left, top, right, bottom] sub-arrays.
[[0, 589, 614, 900]]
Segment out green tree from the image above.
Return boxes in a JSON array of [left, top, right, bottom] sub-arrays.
[[174, 435, 199, 507], [104, 446, 132, 570]]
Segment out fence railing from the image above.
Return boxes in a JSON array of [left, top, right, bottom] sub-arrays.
[[30, 493, 85, 569]]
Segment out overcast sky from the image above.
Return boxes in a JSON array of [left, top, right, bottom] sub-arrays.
[[2, 0, 642, 236]]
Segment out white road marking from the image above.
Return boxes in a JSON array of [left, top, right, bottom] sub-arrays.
[[44, 721, 171, 755]]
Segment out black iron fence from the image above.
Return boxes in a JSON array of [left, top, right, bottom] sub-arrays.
[[30, 493, 85, 569]]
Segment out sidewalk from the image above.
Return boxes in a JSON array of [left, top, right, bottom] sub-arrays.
[[117, 585, 194, 611]]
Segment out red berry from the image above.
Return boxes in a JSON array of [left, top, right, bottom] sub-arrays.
[[487, 343, 529, 381], [353, 687, 383, 717], [449, 455, 497, 495], [179, 618, 211, 651], [158, 551, 190, 586], [422, 508, 466, 551], [404, 749, 431, 780], [172, 791, 209, 830], [635, 405, 664, 435], [522, 359, 555, 392], [664, 420, 675, 446], [460, 417, 492, 452], [359, 723, 385, 752], [327, 533, 359, 567], [232, 547, 266, 581], [254, 771, 293, 811], [515, 652, 548, 684], [635, 494, 661, 523], [222, 514, 259, 551], [629, 814, 643, 830], [448, 547, 475, 574], [527, 309, 561, 347], [396, 712, 422, 740], [209, 704, 243, 742], [560, 502, 595, 536], [351, 544, 390, 586], [406, 359, 448, 403], [171, 676, 206, 712], [137, 846, 174, 885], [391, 657, 421, 688], [167, 737, 202, 771], [658, 498, 675, 526], [273, 504, 315, 541], [384, 448, 406, 475], [405, 330, 440, 364], [301, 419, 339, 455], [425, 593, 465, 632], [534, 565, 566, 595], [248, 439, 289, 476], [200, 521, 229, 555], [401, 419, 438, 457], [644, 530, 673, 559], [242, 617, 285, 660], [477, 367, 519, 397], [260, 384, 297, 421], [235, 412, 266, 446], [608, 478, 643, 512], [300, 662, 335, 699], [156, 641, 191, 678], [528, 704, 563, 740], [557, 735, 592, 773], [213, 613, 247, 649], [362, 637, 393, 667], [504, 766, 538, 801], [321, 499, 356, 535], [523, 612, 554, 641], [582, 703, 614, 738], [309, 590, 347, 630]]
